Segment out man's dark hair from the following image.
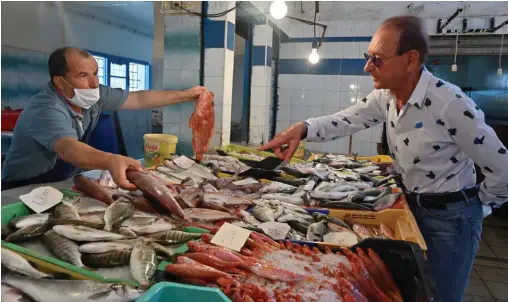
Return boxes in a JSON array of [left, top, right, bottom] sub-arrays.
[[381, 15, 429, 64], [48, 47, 91, 81]]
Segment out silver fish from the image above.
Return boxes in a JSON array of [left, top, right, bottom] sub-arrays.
[[354, 165, 380, 173], [2, 248, 50, 278], [1, 284, 33, 302], [103, 199, 134, 231], [41, 230, 85, 268], [10, 213, 50, 229], [202, 193, 252, 206], [277, 213, 311, 225], [259, 182, 297, 194], [240, 210, 262, 226], [182, 208, 236, 222], [150, 242, 176, 257], [261, 193, 304, 205], [130, 240, 157, 287], [155, 165, 197, 182], [2, 273, 143, 302], [118, 227, 138, 238], [321, 183, 358, 192], [53, 225, 124, 242], [80, 212, 105, 224], [6, 223, 49, 243], [348, 190, 365, 203], [251, 206, 275, 222], [272, 200, 309, 214], [287, 229, 306, 240], [53, 203, 80, 220], [66, 196, 109, 214], [98, 170, 116, 188], [82, 250, 131, 268], [306, 220, 328, 241], [127, 220, 174, 235], [270, 203, 284, 220], [373, 192, 402, 211], [146, 230, 202, 244], [310, 190, 350, 200], [120, 216, 158, 227], [324, 201, 374, 211], [79, 242, 132, 254], [149, 170, 183, 185], [363, 188, 391, 203]]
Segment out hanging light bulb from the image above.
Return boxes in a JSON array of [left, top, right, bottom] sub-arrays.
[[308, 41, 320, 64], [498, 31, 504, 76], [452, 33, 459, 72], [270, 0, 287, 20]]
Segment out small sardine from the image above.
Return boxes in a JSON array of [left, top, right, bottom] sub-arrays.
[[130, 240, 157, 287], [277, 213, 312, 225], [103, 199, 134, 231], [79, 242, 132, 254], [2, 248, 50, 278], [240, 210, 262, 226], [146, 230, 202, 244], [261, 193, 304, 205], [10, 213, 50, 229], [53, 225, 124, 242], [41, 230, 85, 268], [82, 250, 131, 268], [251, 206, 275, 222], [311, 212, 351, 230], [183, 208, 236, 222], [373, 192, 402, 211], [5, 223, 49, 243]]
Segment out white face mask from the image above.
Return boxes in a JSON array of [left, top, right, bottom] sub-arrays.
[[62, 78, 100, 109]]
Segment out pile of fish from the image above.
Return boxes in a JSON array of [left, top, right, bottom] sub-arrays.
[[2, 193, 204, 287], [1, 247, 144, 301], [164, 230, 403, 302]]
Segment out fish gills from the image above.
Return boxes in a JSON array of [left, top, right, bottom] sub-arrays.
[[41, 230, 85, 268]]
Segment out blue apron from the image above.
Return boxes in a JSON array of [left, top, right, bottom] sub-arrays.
[[1, 117, 94, 191]]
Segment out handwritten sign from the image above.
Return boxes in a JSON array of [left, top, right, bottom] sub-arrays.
[[232, 178, 259, 186], [258, 222, 290, 240], [323, 232, 358, 246], [211, 222, 252, 252], [19, 186, 63, 213]]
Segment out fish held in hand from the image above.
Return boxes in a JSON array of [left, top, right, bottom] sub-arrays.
[[190, 90, 215, 161]]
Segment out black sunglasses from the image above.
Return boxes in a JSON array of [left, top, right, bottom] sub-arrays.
[[364, 52, 400, 68]]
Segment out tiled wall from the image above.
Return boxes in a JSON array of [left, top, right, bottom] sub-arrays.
[[277, 20, 382, 156], [1, 46, 50, 110]]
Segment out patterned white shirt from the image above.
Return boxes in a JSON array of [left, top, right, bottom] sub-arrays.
[[304, 69, 508, 207]]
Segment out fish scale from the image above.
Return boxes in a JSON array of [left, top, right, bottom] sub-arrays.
[[103, 199, 134, 231], [146, 230, 202, 244], [41, 230, 85, 268], [130, 240, 157, 287], [82, 250, 131, 268]]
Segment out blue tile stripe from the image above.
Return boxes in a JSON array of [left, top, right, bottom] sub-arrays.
[[204, 20, 225, 49], [284, 36, 372, 43], [252, 46, 272, 67], [226, 21, 235, 51], [278, 58, 368, 75]]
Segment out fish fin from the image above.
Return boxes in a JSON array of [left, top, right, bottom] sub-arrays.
[[88, 290, 114, 301]]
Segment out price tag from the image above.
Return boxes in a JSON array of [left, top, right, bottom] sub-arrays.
[[258, 222, 291, 240], [19, 186, 63, 213], [211, 222, 252, 252], [323, 232, 358, 246], [232, 178, 259, 186], [173, 156, 195, 169]]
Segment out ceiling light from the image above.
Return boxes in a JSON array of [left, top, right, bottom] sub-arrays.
[[308, 41, 320, 64], [270, 0, 287, 20]]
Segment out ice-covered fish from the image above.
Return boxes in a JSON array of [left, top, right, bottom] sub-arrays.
[[363, 188, 391, 203], [127, 220, 175, 235], [310, 190, 350, 200], [323, 201, 374, 211], [261, 193, 304, 205], [2, 248, 50, 278], [259, 181, 297, 194], [182, 208, 236, 222], [53, 225, 124, 242], [79, 242, 132, 254], [240, 210, 262, 226], [103, 199, 134, 231], [202, 193, 252, 206], [10, 213, 50, 229], [251, 206, 275, 222]]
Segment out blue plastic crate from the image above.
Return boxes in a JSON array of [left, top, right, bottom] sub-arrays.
[[136, 282, 231, 302]]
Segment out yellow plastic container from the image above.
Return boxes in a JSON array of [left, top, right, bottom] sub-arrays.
[[143, 134, 178, 168]]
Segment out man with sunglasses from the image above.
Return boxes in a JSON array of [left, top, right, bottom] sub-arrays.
[[260, 15, 508, 301]]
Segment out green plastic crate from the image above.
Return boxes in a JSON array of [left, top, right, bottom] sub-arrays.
[[136, 282, 230, 302]]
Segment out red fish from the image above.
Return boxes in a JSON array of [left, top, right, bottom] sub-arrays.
[[189, 90, 215, 161], [165, 263, 230, 280], [126, 169, 188, 220], [73, 175, 115, 205]]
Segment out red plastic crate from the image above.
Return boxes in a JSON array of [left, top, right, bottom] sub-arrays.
[[2, 109, 23, 131]]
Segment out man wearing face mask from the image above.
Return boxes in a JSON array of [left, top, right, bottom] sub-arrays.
[[1, 47, 206, 191]]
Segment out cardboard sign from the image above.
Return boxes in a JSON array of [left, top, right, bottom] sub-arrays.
[[232, 178, 259, 186], [19, 186, 63, 213], [258, 222, 291, 240], [210, 222, 252, 252], [323, 232, 359, 246]]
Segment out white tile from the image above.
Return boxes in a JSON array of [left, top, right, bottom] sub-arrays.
[[250, 86, 267, 106], [251, 66, 267, 87], [357, 76, 374, 93], [425, 18, 438, 35], [307, 75, 325, 90], [370, 143, 379, 156], [265, 67, 273, 87], [249, 126, 263, 145], [293, 43, 311, 60], [214, 105, 223, 131], [341, 76, 358, 92], [221, 131, 231, 146], [340, 91, 357, 109], [353, 20, 371, 36], [291, 90, 307, 107], [164, 53, 183, 70], [321, 42, 342, 59], [371, 124, 382, 143], [342, 43, 360, 59], [278, 74, 294, 88], [357, 42, 370, 58], [352, 141, 371, 156], [306, 106, 324, 119], [280, 43, 294, 59], [253, 24, 271, 46], [277, 105, 291, 121], [324, 75, 341, 91], [205, 76, 224, 103], [354, 128, 372, 143], [307, 90, 324, 107], [323, 91, 341, 108], [163, 107, 181, 124], [276, 120, 290, 134], [334, 21, 354, 37], [278, 88, 292, 105], [250, 106, 264, 127], [295, 75, 310, 90], [163, 123, 181, 136], [291, 105, 307, 122], [205, 49, 225, 77], [336, 138, 350, 155], [370, 20, 383, 35]]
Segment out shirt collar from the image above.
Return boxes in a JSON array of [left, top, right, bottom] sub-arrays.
[[406, 67, 432, 108], [47, 81, 85, 119]]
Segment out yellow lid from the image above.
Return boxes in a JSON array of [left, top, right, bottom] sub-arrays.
[[144, 134, 179, 144]]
